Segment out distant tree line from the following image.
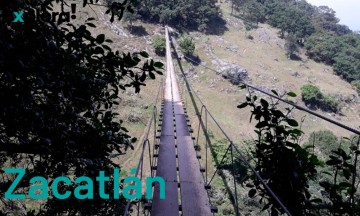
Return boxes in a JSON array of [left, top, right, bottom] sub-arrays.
[[125, 0, 221, 32], [230, 0, 360, 93]]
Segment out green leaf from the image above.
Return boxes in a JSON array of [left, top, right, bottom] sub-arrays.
[[271, 110, 285, 118], [262, 202, 271, 211], [105, 39, 113, 43], [343, 169, 351, 180], [140, 51, 149, 58], [326, 159, 342, 166], [237, 103, 248, 109], [154, 62, 164, 68], [139, 72, 146, 82], [149, 72, 155, 79], [322, 171, 332, 176], [255, 121, 268, 129], [86, 23, 96, 28], [319, 181, 331, 189], [96, 34, 105, 44], [127, 6, 134, 13], [287, 92, 297, 97], [94, 46, 104, 54], [339, 182, 352, 188], [260, 99, 269, 108], [286, 119, 299, 127], [245, 183, 254, 188], [110, 13, 114, 23], [350, 145, 358, 151], [271, 90, 279, 96], [87, 17, 96, 21], [240, 84, 247, 89], [310, 198, 322, 203], [248, 189, 257, 198], [288, 129, 304, 136], [102, 45, 111, 51]]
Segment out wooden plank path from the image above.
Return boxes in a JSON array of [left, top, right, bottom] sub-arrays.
[[152, 27, 212, 216]]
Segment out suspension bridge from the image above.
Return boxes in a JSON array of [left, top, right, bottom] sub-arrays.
[[124, 26, 360, 216]]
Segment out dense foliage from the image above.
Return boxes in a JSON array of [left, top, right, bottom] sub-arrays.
[[238, 90, 360, 215], [178, 36, 195, 56], [352, 80, 360, 94], [238, 89, 320, 215], [230, 0, 360, 91], [305, 33, 360, 82], [130, 0, 221, 32], [0, 0, 163, 214], [301, 84, 340, 112], [152, 36, 166, 56]]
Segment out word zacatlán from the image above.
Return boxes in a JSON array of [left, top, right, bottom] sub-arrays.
[[0, 4, 77, 23], [3, 168, 166, 200]]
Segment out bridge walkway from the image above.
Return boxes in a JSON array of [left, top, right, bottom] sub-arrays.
[[151, 27, 212, 216]]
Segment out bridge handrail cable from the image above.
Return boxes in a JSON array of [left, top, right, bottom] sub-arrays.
[[183, 55, 360, 136], [123, 80, 163, 215]]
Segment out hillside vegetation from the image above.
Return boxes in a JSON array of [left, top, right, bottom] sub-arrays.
[[1, 0, 360, 215]]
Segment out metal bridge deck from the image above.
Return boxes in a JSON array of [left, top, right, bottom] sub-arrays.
[[151, 27, 211, 216]]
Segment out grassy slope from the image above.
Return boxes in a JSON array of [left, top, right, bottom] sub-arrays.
[[70, 0, 360, 173], [14, 1, 356, 215], [179, 2, 359, 145]]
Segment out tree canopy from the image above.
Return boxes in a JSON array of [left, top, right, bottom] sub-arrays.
[[0, 0, 163, 214], [230, 0, 360, 92], [130, 0, 222, 32]]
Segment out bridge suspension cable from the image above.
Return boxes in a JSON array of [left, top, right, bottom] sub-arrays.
[[168, 33, 293, 215], [183, 55, 360, 136]]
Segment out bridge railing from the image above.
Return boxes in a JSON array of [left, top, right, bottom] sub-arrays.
[[124, 81, 163, 216], [174, 49, 360, 215], [177, 73, 292, 215]]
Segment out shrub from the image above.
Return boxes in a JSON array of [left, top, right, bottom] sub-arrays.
[[301, 84, 323, 105], [179, 36, 195, 56], [301, 84, 340, 112], [322, 95, 340, 112], [306, 130, 338, 157], [352, 80, 360, 94], [153, 36, 166, 56], [246, 34, 254, 40]]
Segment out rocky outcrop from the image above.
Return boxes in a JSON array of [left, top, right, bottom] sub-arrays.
[[220, 64, 249, 85]]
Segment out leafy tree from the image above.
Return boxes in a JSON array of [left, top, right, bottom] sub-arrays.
[[238, 89, 360, 215], [153, 36, 166, 56], [0, 0, 163, 214], [230, 0, 245, 15], [301, 84, 340, 112], [301, 84, 323, 105], [318, 137, 360, 215], [179, 36, 195, 56], [304, 33, 342, 64], [306, 130, 338, 158], [352, 80, 360, 94], [243, 0, 266, 25], [285, 33, 300, 59], [132, 0, 221, 33], [333, 53, 360, 82], [312, 6, 350, 35], [122, 1, 141, 32], [267, 3, 314, 38], [238, 89, 320, 215]]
